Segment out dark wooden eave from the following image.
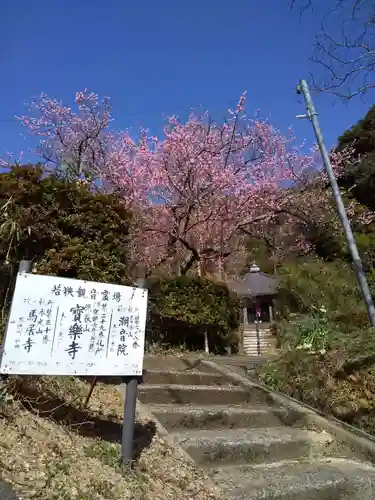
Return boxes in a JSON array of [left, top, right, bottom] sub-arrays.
[[228, 271, 278, 297]]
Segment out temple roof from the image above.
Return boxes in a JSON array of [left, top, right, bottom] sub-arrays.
[[227, 266, 278, 297]]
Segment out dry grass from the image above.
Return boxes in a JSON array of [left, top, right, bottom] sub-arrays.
[[0, 376, 222, 500], [258, 336, 375, 436]]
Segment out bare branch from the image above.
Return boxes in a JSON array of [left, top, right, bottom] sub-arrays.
[[290, 0, 375, 100]]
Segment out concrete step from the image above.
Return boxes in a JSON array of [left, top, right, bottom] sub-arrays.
[[143, 355, 217, 373], [147, 404, 303, 431], [243, 348, 269, 352], [244, 345, 270, 350], [169, 427, 331, 466], [142, 369, 237, 387], [244, 346, 272, 350], [243, 326, 271, 331], [213, 356, 276, 366], [244, 338, 271, 343], [243, 333, 272, 337], [244, 340, 272, 344], [244, 350, 269, 354], [138, 384, 275, 406], [210, 458, 375, 499], [244, 337, 272, 342], [243, 333, 273, 337], [245, 350, 270, 356], [244, 336, 272, 340], [244, 332, 273, 335], [139, 357, 375, 498], [243, 342, 271, 348], [244, 338, 271, 342]]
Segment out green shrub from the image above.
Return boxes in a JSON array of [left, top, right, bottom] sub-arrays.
[[259, 255, 375, 435], [0, 165, 133, 341], [146, 276, 241, 353], [278, 310, 340, 354], [276, 258, 368, 327]]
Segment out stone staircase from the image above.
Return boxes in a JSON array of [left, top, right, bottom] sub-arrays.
[[213, 355, 277, 372], [242, 325, 274, 356], [139, 355, 375, 499]]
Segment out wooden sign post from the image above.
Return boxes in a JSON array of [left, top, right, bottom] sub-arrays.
[[121, 277, 146, 467]]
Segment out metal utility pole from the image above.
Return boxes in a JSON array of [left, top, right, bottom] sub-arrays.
[[296, 79, 375, 328]]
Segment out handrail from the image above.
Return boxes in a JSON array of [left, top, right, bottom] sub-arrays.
[[255, 321, 260, 356]]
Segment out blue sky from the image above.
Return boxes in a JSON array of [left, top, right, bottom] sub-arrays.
[[1, 0, 374, 163]]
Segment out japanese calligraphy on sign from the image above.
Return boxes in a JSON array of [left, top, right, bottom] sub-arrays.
[[0, 273, 148, 376]]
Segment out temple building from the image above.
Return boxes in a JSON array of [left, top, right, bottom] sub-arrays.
[[228, 263, 278, 355]]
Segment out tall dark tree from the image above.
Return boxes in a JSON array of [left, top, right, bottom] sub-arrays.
[[336, 105, 375, 210], [0, 165, 132, 327]]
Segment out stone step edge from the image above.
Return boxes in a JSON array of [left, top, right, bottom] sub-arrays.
[[143, 369, 228, 377], [139, 383, 247, 392], [209, 457, 375, 497], [244, 350, 269, 353], [244, 349, 270, 352], [244, 342, 271, 346], [244, 348, 270, 351], [244, 339, 273, 342], [244, 338, 273, 342], [243, 339, 271, 345], [168, 426, 332, 444], [244, 339, 272, 342], [244, 344, 270, 350], [245, 349, 270, 352], [210, 456, 375, 473], [244, 340, 272, 342], [146, 403, 288, 415], [200, 358, 375, 464], [243, 334, 273, 337], [133, 399, 223, 498], [244, 342, 271, 345]]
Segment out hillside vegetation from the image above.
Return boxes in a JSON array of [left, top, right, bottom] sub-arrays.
[[259, 258, 375, 433], [258, 104, 375, 435]]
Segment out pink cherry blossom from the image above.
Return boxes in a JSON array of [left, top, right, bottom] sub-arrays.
[[14, 90, 366, 278]]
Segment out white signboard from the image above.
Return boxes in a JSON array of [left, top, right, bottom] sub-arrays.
[[0, 273, 148, 376]]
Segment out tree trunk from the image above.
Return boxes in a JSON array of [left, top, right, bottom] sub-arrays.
[[204, 331, 209, 354], [176, 256, 181, 276], [218, 255, 223, 280], [197, 260, 202, 277]]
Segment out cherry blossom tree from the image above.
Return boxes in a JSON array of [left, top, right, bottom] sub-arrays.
[[17, 90, 112, 178], [14, 89, 366, 278], [16, 90, 151, 208], [139, 109, 372, 277], [135, 96, 333, 277]]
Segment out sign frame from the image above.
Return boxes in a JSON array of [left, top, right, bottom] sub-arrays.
[[0, 261, 147, 467]]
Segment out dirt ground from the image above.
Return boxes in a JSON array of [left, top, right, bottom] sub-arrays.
[[0, 375, 221, 500]]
